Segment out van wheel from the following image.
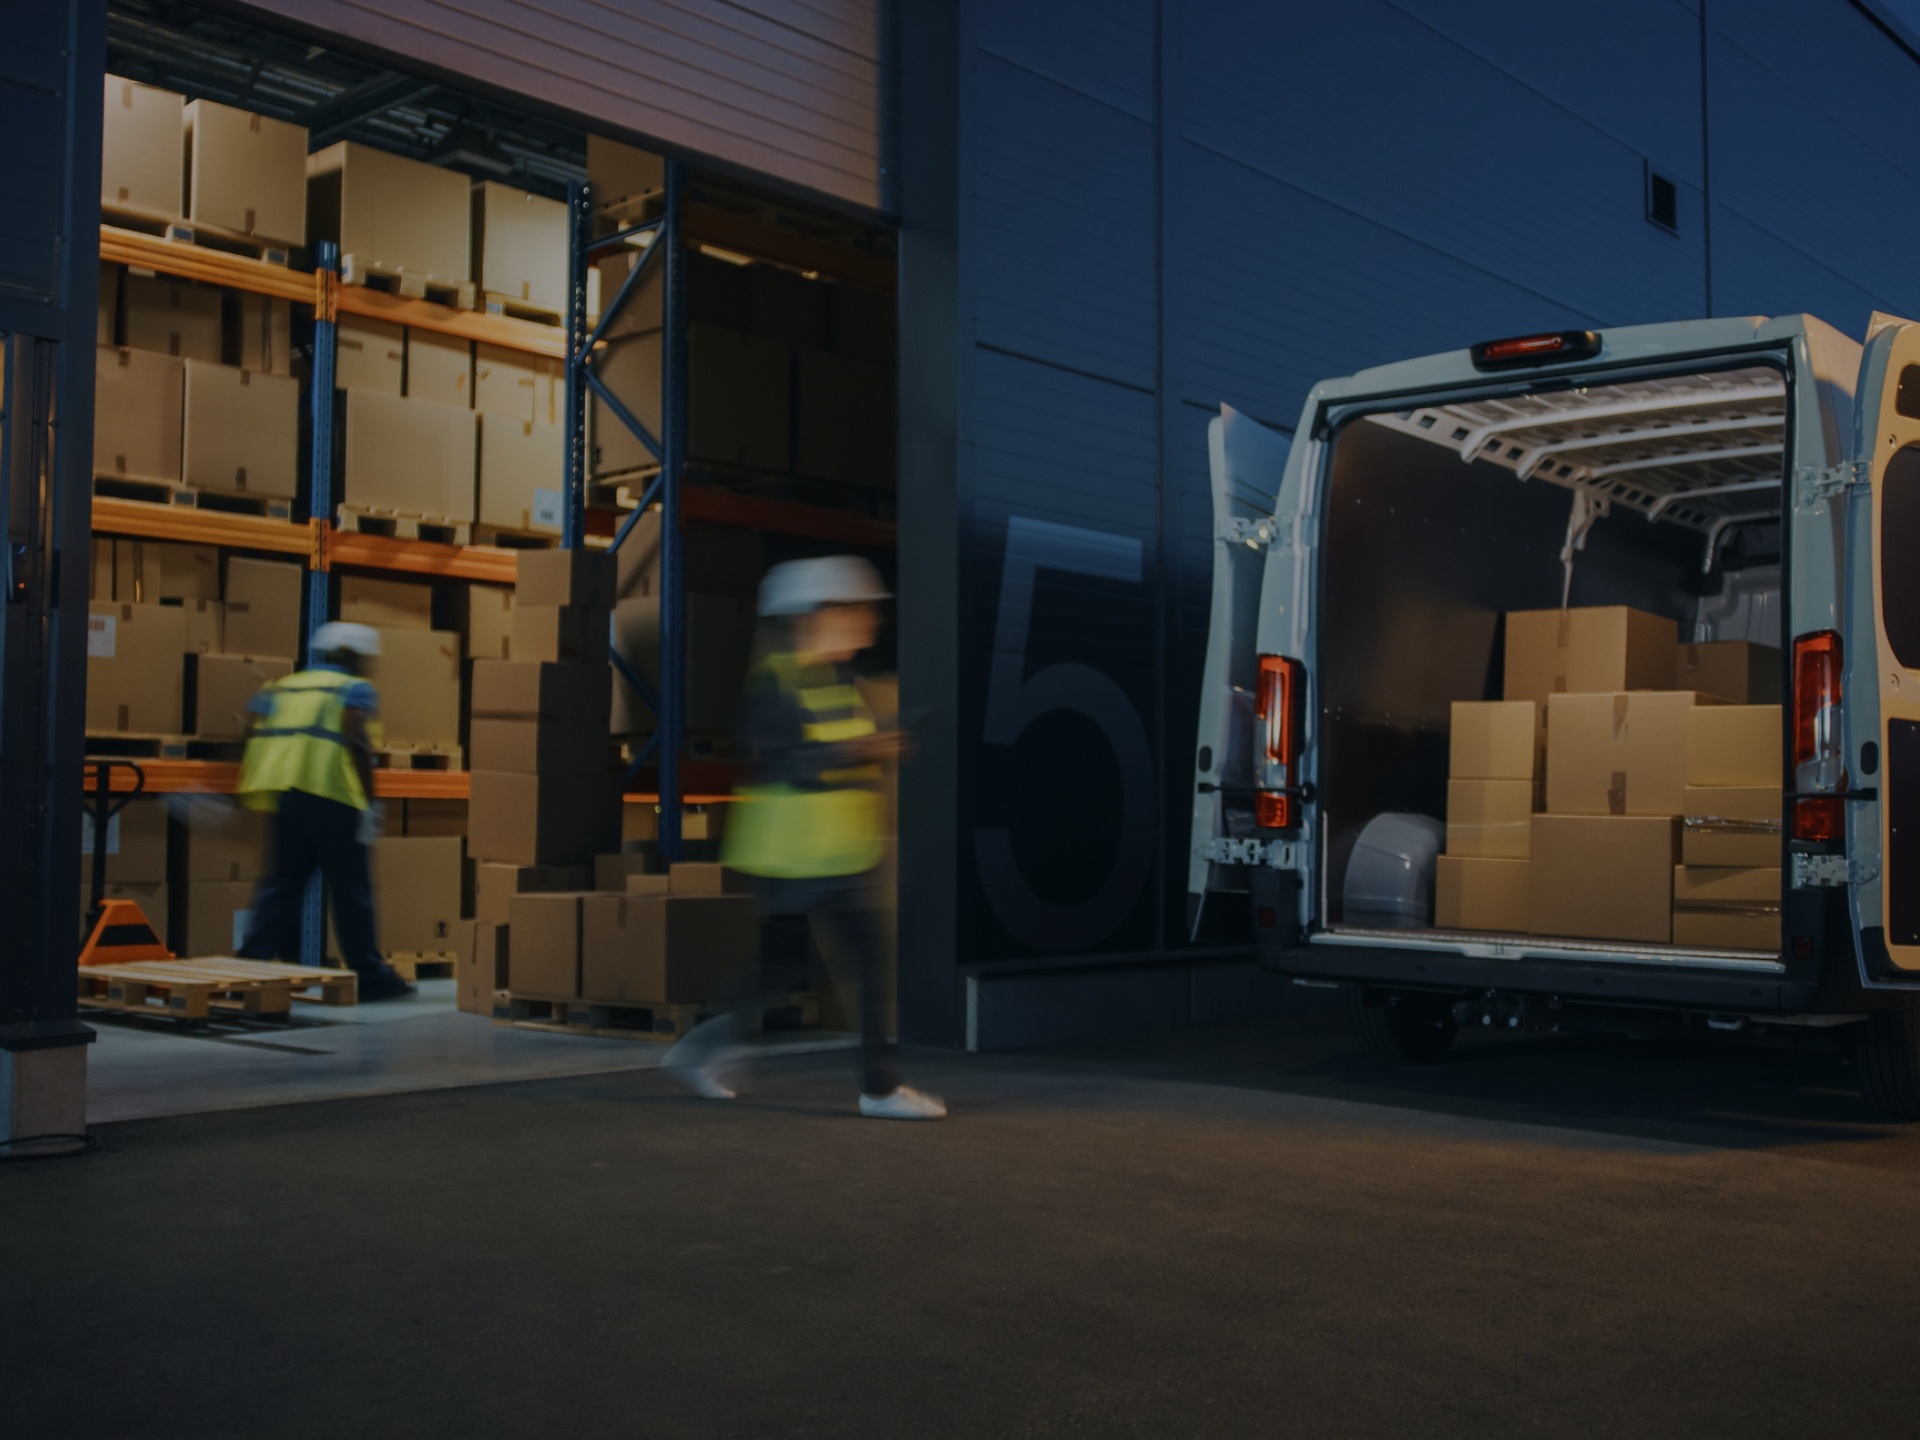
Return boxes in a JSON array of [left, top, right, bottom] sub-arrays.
[[1851, 998, 1920, 1121], [1346, 985, 1457, 1064]]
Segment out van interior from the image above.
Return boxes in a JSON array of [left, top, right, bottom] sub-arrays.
[[1318, 364, 1788, 933]]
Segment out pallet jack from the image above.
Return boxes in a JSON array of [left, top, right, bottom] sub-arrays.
[[78, 758, 171, 967]]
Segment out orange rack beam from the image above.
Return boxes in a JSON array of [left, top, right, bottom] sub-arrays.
[[100, 226, 320, 306], [321, 528, 520, 585], [90, 500, 317, 558], [335, 283, 566, 359], [82, 760, 470, 801]]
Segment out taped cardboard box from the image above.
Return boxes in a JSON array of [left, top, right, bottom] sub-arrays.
[[374, 836, 463, 957], [507, 891, 590, 997], [1674, 641, 1782, 705], [223, 556, 302, 660], [512, 604, 610, 667], [466, 584, 514, 660], [469, 659, 613, 774], [470, 770, 621, 867], [103, 76, 184, 215], [1672, 866, 1781, 951], [81, 797, 168, 885], [178, 803, 270, 883], [474, 343, 563, 425], [477, 412, 564, 533], [1445, 778, 1536, 858], [456, 920, 510, 1015], [1545, 691, 1706, 817], [308, 141, 471, 283], [1528, 814, 1677, 945], [184, 99, 307, 247], [183, 360, 299, 498], [475, 861, 592, 926], [187, 653, 290, 740], [374, 628, 462, 751], [1504, 606, 1676, 706], [87, 602, 186, 734], [340, 574, 433, 630], [176, 598, 222, 656], [115, 540, 219, 603], [342, 390, 478, 522], [179, 879, 256, 958], [581, 893, 757, 1003], [516, 547, 618, 609], [406, 329, 471, 408], [472, 181, 567, 314], [334, 315, 405, 395], [94, 346, 183, 482], [123, 275, 222, 362], [234, 294, 293, 377], [1449, 700, 1542, 781], [1434, 855, 1528, 933], [1686, 705, 1780, 787], [586, 134, 664, 215], [1682, 786, 1783, 868]]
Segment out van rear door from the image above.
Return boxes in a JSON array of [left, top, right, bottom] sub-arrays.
[[1845, 314, 1920, 978]]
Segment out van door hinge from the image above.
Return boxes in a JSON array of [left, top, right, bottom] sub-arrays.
[[1216, 516, 1287, 550], [1205, 837, 1300, 869], [1794, 461, 1869, 512], [1792, 852, 1876, 888]]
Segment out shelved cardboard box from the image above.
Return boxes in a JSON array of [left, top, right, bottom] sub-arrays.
[[469, 659, 613, 774], [123, 275, 222, 362], [1686, 705, 1780, 788], [177, 598, 222, 656], [1672, 866, 1781, 951], [796, 351, 890, 488], [373, 628, 462, 752], [335, 316, 405, 396], [90, 539, 115, 600], [406, 329, 472, 409], [1675, 640, 1782, 705], [669, 862, 752, 897], [187, 653, 290, 740], [179, 804, 270, 883], [1545, 691, 1706, 816], [589, 332, 661, 475], [94, 347, 184, 483], [308, 141, 471, 283], [512, 605, 610, 667], [516, 547, 618, 609], [340, 574, 433, 630], [373, 837, 463, 959], [184, 99, 307, 247], [472, 181, 567, 315], [507, 891, 591, 997], [87, 602, 185, 734], [611, 592, 755, 732], [475, 861, 591, 926], [342, 391, 478, 522], [477, 412, 564, 533], [474, 343, 563, 425], [81, 797, 168, 885], [234, 294, 293, 377], [179, 879, 256, 957], [402, 800, 467, 837], [102, 77, 183, 215], [115, 540, 219, 603], [1434, 855, 1528, 933], [1681, 786, 1782, 868], [1504, 606, 1676, 706], [586, 135, 664, 215], [98, 262, 120, 346], [591, 242, 663, 342], [1445, 778, 1535, 858], [223, 556, 302, 660], [471, 770, 620, 868], [689, 323, 791, 473], [1528, 814, 1677, 945], [465, 584, 514, 660], [456, 921, 510, 1015], [580, 892, 756, 1003], [182, 360, 299, 499]]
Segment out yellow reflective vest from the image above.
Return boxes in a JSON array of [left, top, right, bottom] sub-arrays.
[[722, 654, 886, 879], [238, 668, 377, 812]]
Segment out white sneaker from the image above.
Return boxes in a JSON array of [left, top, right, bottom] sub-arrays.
[[859, 1085, 947, 1120]]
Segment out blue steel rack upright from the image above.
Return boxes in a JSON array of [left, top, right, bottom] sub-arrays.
[[298, 240, 341, 965]]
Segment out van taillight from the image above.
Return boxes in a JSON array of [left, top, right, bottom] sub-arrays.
[[1255, 655, 1304, 830], [1792, 630, 1845, 843]]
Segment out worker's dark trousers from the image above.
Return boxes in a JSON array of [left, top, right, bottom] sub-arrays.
[[237, 789, 385, 979]]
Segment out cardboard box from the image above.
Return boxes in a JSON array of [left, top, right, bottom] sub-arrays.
[[595, 852, 657, 891], [1528, 814, 1677, 945], [796, 351, 890, 488], [335, 315, 405, 395], [1545, 691, 1705, 817], [178, 803, 270, 883], [115, 540, 219, 603], [472, 181, 567, 314], [611, 591, 757, 733], [516, 547, 618, 609], [590, 332, 661, 476], [1504, 606, 1677, 706], [469, 660, 613, 774], [467, 585, 514, 660], [612, 511, 764, 602], [474, 343, 563, 425], [308, 141, 471, 283], [586, 134, 664, 214], [477, 412, 564, 532], [179, 879, 257, 957], [507, 891, 590, 997], [188, 653, 290, 740], [91, 539, 115, 600], [475, 862, 592, 925], [512, 605, 610, 667], [1682, 786, 1783, 868], [82, 883, 169, 944], [470, 770, 620, 867], [122, 274, 222, 362], [580, 893, 757, 1003], [182, 360, 299, 498], [624, 872, 671, 896], [1445, 778, 1536, 858], [80, 796, 168, 885], [456, 920, 510, 1014], [373, 836, 462, 957], [407, 329, 472, 408], [689, 324, 791, 473], [1434, 855, 1529, 933], [98, 262, 119, 346], [343, 390, 478, 521], [223, 557, 302, 660], [94, 346, 183, 482], [340, 574, 433, 630], [592, 241, 663, 342], [1449, 700, 1542, 781], [1675, 641, 1782, 705], [87, 603, 186, 734], [373, 628, 462, 751], [103, 77, 184, 214], [669, 862, 751, 897], [1686, 705, 1780, 787], [402, 799, 468, 837], [184, 99, 307, 246], [1672, 866, 1781, 951], [177, 598, 222, 656], [234, 294, 293, 376]]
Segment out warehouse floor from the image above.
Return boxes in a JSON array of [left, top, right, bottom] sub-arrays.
[[11, 1012, 1920, 1438]]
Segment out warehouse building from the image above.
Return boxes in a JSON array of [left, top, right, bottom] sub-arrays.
[[4, 1, 1920, 1134]]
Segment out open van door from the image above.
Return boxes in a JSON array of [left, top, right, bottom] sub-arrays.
[[1188, 406, 1291, 928], [1843, 314, 1920, 981]]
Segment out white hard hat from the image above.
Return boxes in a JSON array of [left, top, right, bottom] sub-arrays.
[[757, 556, 891, 617], [311, 621, 382, 658]]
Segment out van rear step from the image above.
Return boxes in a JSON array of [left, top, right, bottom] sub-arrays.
[[1316, 924, 1783, 973]]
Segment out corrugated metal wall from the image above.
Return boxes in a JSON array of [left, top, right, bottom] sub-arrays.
[[238, 0, 888, 210]]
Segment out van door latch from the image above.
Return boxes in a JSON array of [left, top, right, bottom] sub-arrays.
[[1793, 461, 1870, 512], [1216, 517, 1286, 550], [1792, 852, 1876, 888], [1205, 837, 1299, 869]]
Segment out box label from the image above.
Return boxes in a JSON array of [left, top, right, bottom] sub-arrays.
[[89, 613, 117, 657], [531, 487, 563, 529]]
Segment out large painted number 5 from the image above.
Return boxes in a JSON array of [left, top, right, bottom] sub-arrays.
[[974, 516, 1155, 952]]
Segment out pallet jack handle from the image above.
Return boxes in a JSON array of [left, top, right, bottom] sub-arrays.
[[84, 758, 146, 927]]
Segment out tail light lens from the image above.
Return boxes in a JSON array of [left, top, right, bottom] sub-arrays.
[[1792, 630, 1845, 843], [1254, 655, 1304, 830]]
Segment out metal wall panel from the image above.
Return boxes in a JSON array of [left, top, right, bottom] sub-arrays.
[[237, 0, 887, 210]]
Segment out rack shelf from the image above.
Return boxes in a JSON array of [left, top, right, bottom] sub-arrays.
[[90, 500, 317, 558], [322, 529, 521, 585], [334, 283, 566, 359], [81, 762, 733, 806], [101, 226, 319, 306]]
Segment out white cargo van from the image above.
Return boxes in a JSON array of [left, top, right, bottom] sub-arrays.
[[1188, 315, 1920, 1117]]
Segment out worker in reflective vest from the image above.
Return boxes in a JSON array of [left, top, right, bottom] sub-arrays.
[[233, 621, 414, 1002], [663, 556, 945, 1120]]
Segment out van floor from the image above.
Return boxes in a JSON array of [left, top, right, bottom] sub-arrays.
[[9, 1006, 1920, 1438]]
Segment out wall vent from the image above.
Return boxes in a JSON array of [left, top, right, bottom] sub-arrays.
[[1645, 164, 1679, 234]]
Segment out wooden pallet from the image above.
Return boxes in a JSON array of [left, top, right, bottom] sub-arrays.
[[479, 292, 563, 326], [179, 957, 359, 1006], [500, 990, 818, 1043], [387, 951, 458, 982], [335, 505, 471, 546], [102, 203, 297, 267], [94, 474, 294, 521], [77, 957, 357, 1024], [377, 745, 462, 772], [339, 254, 476, 311], [471, 523, 560, 550], [84, 733, 247, 762]]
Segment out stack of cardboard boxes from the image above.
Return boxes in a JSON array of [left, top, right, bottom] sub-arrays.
[[1434, 605, 1783, 951]]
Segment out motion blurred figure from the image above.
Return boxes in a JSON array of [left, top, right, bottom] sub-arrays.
[[664, 557, 944, 1119]]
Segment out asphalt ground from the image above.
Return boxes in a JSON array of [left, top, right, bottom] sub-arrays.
[[7, 1011, 1920, 1438]]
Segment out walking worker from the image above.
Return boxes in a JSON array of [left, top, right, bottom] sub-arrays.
[[233, 621, 414, 1002], [663, 556, 945, 1120]]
